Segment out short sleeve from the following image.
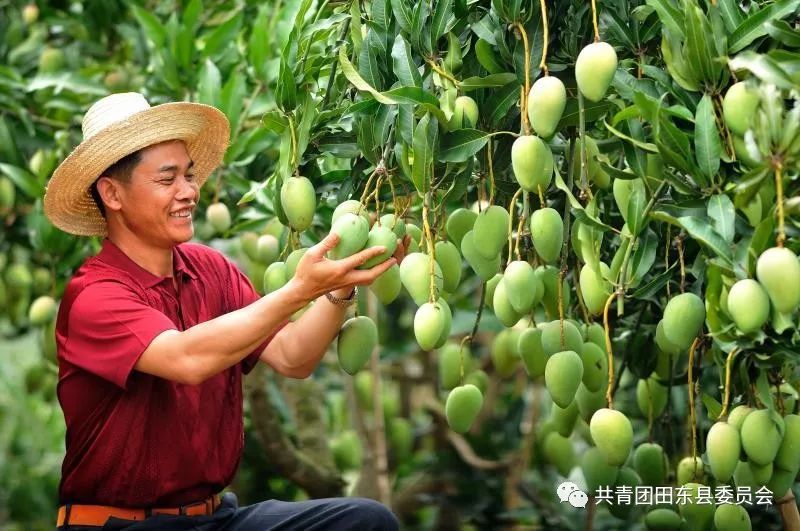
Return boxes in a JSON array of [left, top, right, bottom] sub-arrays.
[[222, 257, 289, 374], [64, 281, 177, 388]]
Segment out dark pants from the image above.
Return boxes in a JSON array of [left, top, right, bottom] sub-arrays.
[[59, 492, 400, 530]]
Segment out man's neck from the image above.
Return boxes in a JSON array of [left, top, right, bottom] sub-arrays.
[[107, 233, 175, 279]]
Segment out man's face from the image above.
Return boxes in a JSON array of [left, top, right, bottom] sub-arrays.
[[116, 140, 199, 247]]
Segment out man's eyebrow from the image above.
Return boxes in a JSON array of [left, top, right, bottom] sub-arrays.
[[157, 160, 195, 173]]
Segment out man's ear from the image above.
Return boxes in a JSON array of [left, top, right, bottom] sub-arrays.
[[96, 176, 123, 213]]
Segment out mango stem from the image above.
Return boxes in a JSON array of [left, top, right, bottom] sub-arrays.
[[538, 0, 549, 75], [688, 337, 701, 463], [775, 163, 785, 247], [603, 290, 619, 409], [718, 348, 739, 420]]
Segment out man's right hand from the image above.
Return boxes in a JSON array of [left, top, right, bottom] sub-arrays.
[[289, 232, 398, 303]]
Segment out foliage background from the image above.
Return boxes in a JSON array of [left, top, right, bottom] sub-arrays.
[[0, 0, 798, 529]]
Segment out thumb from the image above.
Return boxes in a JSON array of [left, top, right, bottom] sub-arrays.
[[311, 232, 340, 256]]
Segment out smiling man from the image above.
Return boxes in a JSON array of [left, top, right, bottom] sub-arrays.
[[43, 92, 404, 530]]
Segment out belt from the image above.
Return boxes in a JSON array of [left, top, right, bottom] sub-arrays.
[[56, 494, 220, 527]]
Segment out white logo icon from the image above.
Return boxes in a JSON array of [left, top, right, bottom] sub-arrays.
[[557, 481, 588, 508]]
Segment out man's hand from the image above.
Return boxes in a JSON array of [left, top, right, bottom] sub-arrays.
[[289, 233, 402, 303]]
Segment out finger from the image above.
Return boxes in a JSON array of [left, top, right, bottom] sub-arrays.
[[337, 245, 388, 270], [392, 239, 405, 261], [344, 257, 397, 285], [308, 232, 340, 258]]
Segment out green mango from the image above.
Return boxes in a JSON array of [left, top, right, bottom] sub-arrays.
[[493, 277, 522, 327], [331, 430, 362, 471], [518, 327, 547, 378], [756, 247, 800, 314], [445, 384, 483, 433], [206, 202, 231, 234], [527, 76, 566, 139], [370, 263, 401, 305], [613, 177, 646, 225], [435, 240, 462, 293], [655, 320, 683, 356], [438, 342, 471, 390], [433, 298, 452, 349], [379, 213, 406, 238], [541, 320, 583, 356], [354, 371, 374, 410], [741, 408, 785, 466], [263, 216, 286, 239], [399, 252, 444, 305], [706, 421, 741, 483], [727, 405, 753, 431], [405, 223, 423, 249], [714, 503, 751, 531], [732, 134, 761, 167], [572, 136, 610, 189], [38, 47, 65, 73], [543, 432, 575, 476], [464, 369, 489, 394], [503, 260, 540, 314], [726, 278, 770, 333], [582, 446, 620, 493], [285, 248, 308, 277], [633, 443, 668, 486], [328, 213, 369, 260], [360, 225, 397, 269], [545, 350, 583, 408], [766, 467, 797, 499], [472, 205, 509, 259], [644, 508, 683, 530], [609, 467, 641, 520], [535, 265, 570, 320], [280, 176, 316, 231], [388, 417, 414, 462], [32, 267, 51, 296], [581, 342, 608, 393], [5, 263, 32, 291], [580, 263, 612, 316], [590, 408, 633, 466], [254, 234, 280, 265], [263, 262, 289, 293], [240, 232, 260, 262], [749, 461, 773, 484], [450, 96, 479, 129], [576, 383, 607, 422], [461, 230, 501, 281], [446, 208, 477, 249], [475, 38, 504, 74], [28, 295, 56, 326], [585, 322, 607, 353], [636, 376, 668, 419], [530, 207, 563, 264], [678, 483, 715, 531], [337, 316, 378, 374], [575, 41, 618, 102], [492, 329, 518, 377], [0, 177, 14, 212], [511, 135, 552, 192], [414, 300, 450, 351], [723, 82, 760, 136], [774, 414, 800, 472], [551, 399, 579, 437], [332, 199, 370, 226], [677, 456, 706, 485], [662, 293, 706, 350], [484, 273, 502, 310], [733, 460, 759, 489]]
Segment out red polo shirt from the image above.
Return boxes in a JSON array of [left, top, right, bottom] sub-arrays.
[[56, 238, 283, 507]]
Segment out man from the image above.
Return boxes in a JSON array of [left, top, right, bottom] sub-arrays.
[[43, 92, 405, 530]]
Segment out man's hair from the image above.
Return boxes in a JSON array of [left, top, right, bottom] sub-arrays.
[[89, 149, 142, 218]]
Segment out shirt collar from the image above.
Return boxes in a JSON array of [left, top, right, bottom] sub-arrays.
[[97, 238, 198, 288]]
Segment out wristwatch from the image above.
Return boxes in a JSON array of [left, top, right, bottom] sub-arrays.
[[325, 286, 358, 306]]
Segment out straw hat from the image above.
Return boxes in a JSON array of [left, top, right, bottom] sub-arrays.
[[44, 92, 230, 236]]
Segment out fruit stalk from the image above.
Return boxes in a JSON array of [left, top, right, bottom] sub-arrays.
[[288, 115, 298, 168], [717, 348, 739, 420], [538, 0, 549, 75], [603, 290, 619, 409], [578, 91, 590, 198], [422, 192, 437, 303], [426, 58, 459, 88], [487, 138, 496, 205], [775, 163, 785, 247], [507, 187, 523, 264], [687, 337, 701, 463], [515, 193, 529, 260], [513, 22, 532, 135], [590, 0, 600, 42]]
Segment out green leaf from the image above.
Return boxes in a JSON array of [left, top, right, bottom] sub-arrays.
[[554, 169, 615, 232], [730, 51, 797, 90], [694, 94, 721, 181], [702, 393, 723, 421], [260, 111, 289, 134], [438, 129, 489, 162], [0, 163, 42, 198], [645, 0, 685, 38], [631, 263, 677, 299], [220, 72, 246, 137], [197, 59, 221, 107], [766, 20, 800, 48], [391, 35, 422, 87], [430, 0, 454, 42], [716, 0, 744, 33], [677, 215, 735, 267], [603, 120, 658, 153], [627, 181, 648, 236], [390, 0, 413, 33], [460, 73, 517, 91], [202, 11, 243, 58], [684, 2, 716, 83], [660, 33, 701, 92], [707, 194, 735, 244], [755, 372, 775, 410], [630, 228, 658, 287], [350, 0, 363, 56], [728, 0, 800, 53], [339, 47, 396, 104], [130, 4, 167, 48], [486, 81, 522, 128], [412, 113, 437, 193], [249, 6, 271, 83], [558, 100, 612, 129], [358, 30, 385, 91], [372, 0, 391, 30], [183, 0, 202, 29]]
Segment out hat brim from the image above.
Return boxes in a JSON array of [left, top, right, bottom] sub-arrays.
[[44, 102, 230, 236]]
